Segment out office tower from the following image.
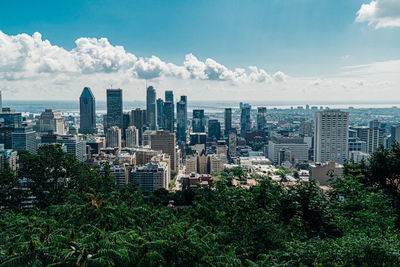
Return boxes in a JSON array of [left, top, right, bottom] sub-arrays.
[[39, 109, 65, 135], [190, 133, 207, 146], [228, 132, 237, 155], [224, 108, 232, 136], [0, 107, 22, 128], [146, 86, 157, 130], [57, 135, 87, 162], [79, 87, 96, 134], [0, 145, 18, 171], [126, 126, 139, 148], [177, 96, 187, 144], [130, 162, 168, 192], [150, 130, 176, 170], [156, 98, 164, 129], [106, 126, 122, 149], [192, 109, 205, 133], [314, 109, 349, 164], [240, 105, 251, 137], [131, 108, 146, 144], [165, 90, 174, 103], [12, 124, 37, 154], [0, 90, 2, 111], [367, 119, 384, 153], [256, 107, 267, 131], [0, 126, 13, 149], [163, 101, 174, 133], [122, 112, 130, 139], [106, 89, 123, 130], [208, 119, 221, 140], [268, 136, 309, 164], [391, 125, 400, 146]]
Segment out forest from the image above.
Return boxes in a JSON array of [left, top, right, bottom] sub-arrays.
[[2, 144, 400, 266]]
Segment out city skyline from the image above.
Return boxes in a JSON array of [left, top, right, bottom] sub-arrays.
[[0, 0, 400, 102]]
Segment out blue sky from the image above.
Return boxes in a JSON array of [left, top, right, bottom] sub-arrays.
[[0, 0, 400, 101], [1, 0, 399, 75]]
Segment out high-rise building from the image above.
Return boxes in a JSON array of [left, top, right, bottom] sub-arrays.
[[268, 136, 309, 164], [106, 89, 123, 131], [156, 98, 164, 129], [208, 119, 221, 140], [391, 125, 400, 146], [192, 109, 205, 133], [57, 135, 87, 162], [79, 87, 96, 134], [146, 86, 157, 130], [367, 119, 384, 154], [0, 107, 22, 128], [39, 109, 65, 135], [106, 126, 122, 149], [12, 124, 37, 154], [314, 110, 349, 164], [177, 96, 187, 144], [130, 162, 169, 192], [165, 90, 174, 103], [240, 105, 251, 138], [163, 101, 174, 133], [228, 133, 237, 155], [150, 130, 176, 170], [190, 133, 207, 146], [131, 108, 146, 144], [256, 107, 267, 131], [126, 126, 139, 148], [224, 108, 232, 136], [0, 145, 18, 171]]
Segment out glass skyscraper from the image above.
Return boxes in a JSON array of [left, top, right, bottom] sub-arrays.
[[146, 86, 157, 130], [106, 89, 123, 131], [79, 87, 96, 134]]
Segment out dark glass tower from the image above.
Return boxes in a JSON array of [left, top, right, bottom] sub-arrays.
[[106, 89, 123, 131], [257, 107, 267, 131], [156, 98, 164, 129], [79, 87, 96, 134], [146, 86, 157, 130], [163, 101, 174, 133], [240, 104, 251, 138], [176, 95, 187, 144], [192, 109, 205, 133], [208, 119, 221, 140], [224, 108, 232, 136]]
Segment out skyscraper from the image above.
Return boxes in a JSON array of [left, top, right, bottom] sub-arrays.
[[39, 109, 65, 135], [156, 98, 164, 129], [224, 108, 232, 136], [208, 119, 221, 140], [106, 126, 122, 149], [106, 89, 123, 130], [131, 108, 147, 145], [165, 90, 174, 103], [177, 96, 187, 144], [367, 119, 384, 154], [163, 101, 174, 133], [146, 86, 157, 130], [79, 87, 96, 134], [12, 123, 37, 154], [240, 104, 251, 138], [391, 125, 400, 146], [150, 130, 177, 170], [126, 126, 139, 148], [192, 109, 205, 133], [314, 109, 349, 164], [257, 107, 267, 131]]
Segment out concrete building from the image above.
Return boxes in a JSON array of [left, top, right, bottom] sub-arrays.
[[349, 151, 370, 163], [39, 109, 65, 135], [0, 145, 18, 170], [268, 136, 309, 164], [314, 109, 349, 164], [309, 161, 343, 186], [150, 130, 177, 170], [185, 155, 198, 174], [79, 87, 96, 134], [0, 107, 22, 128], [106, 89, 123, 130], [57, 135, 87, 162], [209, 154, 225, 174], [367, 120, 384, 154], [130, 162, 169, 192], [228, 132, 237, 155], [106, 126, 122, 149], [125, 126, 139, 148], [130, 108, 146, 145]]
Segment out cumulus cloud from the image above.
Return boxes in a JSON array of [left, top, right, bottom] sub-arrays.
[[0, 31, 286, 84], [356, 0, 400, 28]]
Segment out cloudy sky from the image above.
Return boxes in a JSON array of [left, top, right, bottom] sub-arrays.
[[0, 0, 400, 103]]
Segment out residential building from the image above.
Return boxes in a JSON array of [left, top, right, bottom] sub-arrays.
[[106, 126, 122, 149], [125, 126, 139, 148]]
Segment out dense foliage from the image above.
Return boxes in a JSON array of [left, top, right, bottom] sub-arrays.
[[1, 144, 400, 266]]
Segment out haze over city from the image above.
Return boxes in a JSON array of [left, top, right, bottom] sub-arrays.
[[1, 0, 400, 102]]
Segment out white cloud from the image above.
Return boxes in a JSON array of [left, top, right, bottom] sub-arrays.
[[356, 0, 400, 28], [0, 31, 286, 84]]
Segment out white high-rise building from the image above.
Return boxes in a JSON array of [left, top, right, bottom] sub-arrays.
[[106, 126, 122, 149], [314, 109, 349, 164], [125, 126, 139, 148]]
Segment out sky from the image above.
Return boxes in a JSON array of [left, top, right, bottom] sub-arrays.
[[0, 0, 400, 103]]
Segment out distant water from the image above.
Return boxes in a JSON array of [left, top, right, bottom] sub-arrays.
[[3, 100, 400, 115]]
